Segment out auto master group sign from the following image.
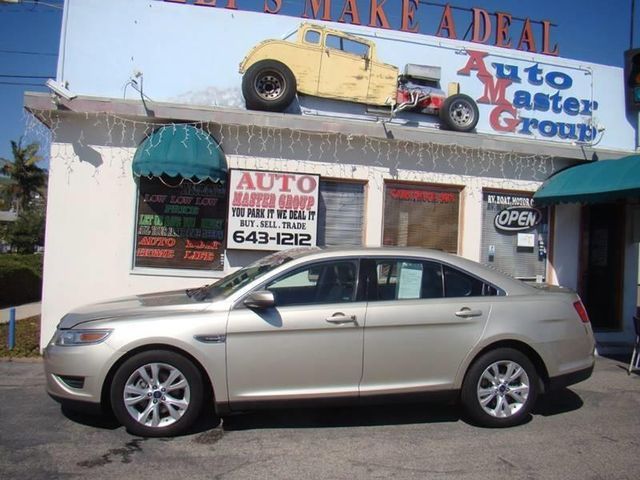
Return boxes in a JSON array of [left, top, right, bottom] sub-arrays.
[[227, 169, 319, 251]]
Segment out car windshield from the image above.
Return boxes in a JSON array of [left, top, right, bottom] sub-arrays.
[[187, 247, 319, 301]]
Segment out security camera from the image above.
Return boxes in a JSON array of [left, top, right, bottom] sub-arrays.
[[46, 79, 77, 100]]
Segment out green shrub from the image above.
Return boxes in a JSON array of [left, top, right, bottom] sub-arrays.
[[0, 254, 43, 308]]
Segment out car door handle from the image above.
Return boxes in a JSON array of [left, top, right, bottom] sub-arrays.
[[325, 313, 357, 325], [455, 308, 483, 318]]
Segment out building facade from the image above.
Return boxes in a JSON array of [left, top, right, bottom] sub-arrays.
[[29, 0, 639, 350]]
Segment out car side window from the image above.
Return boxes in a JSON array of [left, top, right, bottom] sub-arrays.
[[443, 265, 497, 297], [304, 30, 320, 45], [343, 38, 369, 57], [367, 259, 443, 301], [325, 34, 369, 58], [266, 260, 358, 306]]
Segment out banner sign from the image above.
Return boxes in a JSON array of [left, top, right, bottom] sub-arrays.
[[60, 0, 634, 151], [165, 1, 560, 56], [227, 169, 319, 250], [135, 178, 226, 270]]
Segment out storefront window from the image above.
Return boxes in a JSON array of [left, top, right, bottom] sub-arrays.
[[317, 181, 364, 246], [481, 191, 548, 281], [134, 176, 227, 271], [383, 183, 460, 253]]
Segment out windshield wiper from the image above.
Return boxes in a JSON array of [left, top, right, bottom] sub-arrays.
[[186, 284, 209, 300]]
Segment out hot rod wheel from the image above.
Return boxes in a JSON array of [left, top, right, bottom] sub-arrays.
[[439, 94, 479, 132]]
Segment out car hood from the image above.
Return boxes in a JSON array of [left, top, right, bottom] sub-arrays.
[[58, 289, 212, 329]]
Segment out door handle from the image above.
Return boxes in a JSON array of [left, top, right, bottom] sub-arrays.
[[325, 313, 357, 325], [455, 308, 483, 318]]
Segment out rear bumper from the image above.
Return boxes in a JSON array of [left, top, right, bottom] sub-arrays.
[[547, 363, 594, 391]]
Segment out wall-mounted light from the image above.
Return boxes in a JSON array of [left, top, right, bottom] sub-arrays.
[[46, 79, 76, 101]]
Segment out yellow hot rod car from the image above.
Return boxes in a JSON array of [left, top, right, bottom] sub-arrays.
[[239, 23, 479, 132]]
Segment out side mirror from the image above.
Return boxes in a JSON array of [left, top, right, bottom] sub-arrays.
[[243, 290, 275, 309]]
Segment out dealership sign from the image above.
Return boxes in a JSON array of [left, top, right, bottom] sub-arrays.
[[165, 0, 560, 56], [59, 0, 634, 151], [458, 50, 599, 142], [227, 170, 319, 250]]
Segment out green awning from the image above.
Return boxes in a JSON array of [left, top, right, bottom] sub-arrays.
[[132, 125, 227, 183], [534, 154, 640, 206]]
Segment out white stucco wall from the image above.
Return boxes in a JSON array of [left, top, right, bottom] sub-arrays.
[[40, 116, 544, 348]]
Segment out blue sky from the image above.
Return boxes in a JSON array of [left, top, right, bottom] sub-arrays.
[[0, 0, 638, 165]]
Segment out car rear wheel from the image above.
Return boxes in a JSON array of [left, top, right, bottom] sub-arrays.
[[110, 350, 204, 437], [242, 59, 297, 112], [461, 348, 538, 427], [439, 93, 479, 132]]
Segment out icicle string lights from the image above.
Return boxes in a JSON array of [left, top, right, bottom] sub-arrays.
[[24, 109, 557, 199]]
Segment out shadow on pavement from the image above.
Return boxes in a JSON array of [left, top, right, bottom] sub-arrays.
[[222, 402, 460, 431], [61, 406, 120, 430], [533, 388, 584, 417]]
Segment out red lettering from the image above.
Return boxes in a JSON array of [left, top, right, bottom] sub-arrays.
[[436, 4, 457, 39], [276, 174, 296, 192], [255, 172, 275, 191], [193, 0, 236, 7], [478, 77, 513, 105], [517, 19, 537, 52], [297, 175, 317, 193], [339, 0, 361, 24], [184, 250, 215, 262], [136, 248, 175, 259], [235, 172, 256, 190], [368, 0, 390, 28], [457, 50, 491, 77], [495, 12, 512, 48], [471, 8, 491, 44], [541, 20, 559, 56], [263, 0, 281, 14], [400, 0, 419, 33], [489, 105, 521, 132], [302, 0, 332, 21]]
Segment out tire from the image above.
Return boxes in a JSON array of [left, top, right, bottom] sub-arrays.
[[110, 350, 205, 437], [461, 348, 538, 428], [242, 59, 297, 112], [439, 93, 479, 132]]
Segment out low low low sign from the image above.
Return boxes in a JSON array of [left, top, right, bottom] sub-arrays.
[[227, 169, 319, 250], [135, 178, 226, 270]]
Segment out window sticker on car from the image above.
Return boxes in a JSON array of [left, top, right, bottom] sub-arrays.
[[397, 262, 423, 299]]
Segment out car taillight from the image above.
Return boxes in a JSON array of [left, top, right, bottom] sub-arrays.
[[573, 300, 590, 323]]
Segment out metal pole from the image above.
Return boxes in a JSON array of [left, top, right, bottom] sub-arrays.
[[8, 307, 16, 350], [633, 0, 636, 49]]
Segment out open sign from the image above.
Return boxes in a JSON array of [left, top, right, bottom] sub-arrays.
[[494, 207, 542, 232]]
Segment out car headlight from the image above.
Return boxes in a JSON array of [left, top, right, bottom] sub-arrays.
[[54, 329, 112, 346]]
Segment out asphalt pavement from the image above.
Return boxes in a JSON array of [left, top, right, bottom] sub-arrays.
[[0, 356, 638, 480]]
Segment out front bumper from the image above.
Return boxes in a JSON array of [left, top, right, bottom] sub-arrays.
[[43, 340, 118, 406]]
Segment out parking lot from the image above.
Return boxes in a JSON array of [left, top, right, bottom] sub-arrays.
[[0, 356, 639, 480]]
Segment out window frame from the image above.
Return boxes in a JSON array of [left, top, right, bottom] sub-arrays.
[[362, 256, 504, 302], [262, 258, 363, 307]]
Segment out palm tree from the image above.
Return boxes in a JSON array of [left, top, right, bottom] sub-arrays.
[[0, 140, 47, 213]]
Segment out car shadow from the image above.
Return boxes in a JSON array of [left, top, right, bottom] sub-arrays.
[[533, 388, 584, 417], [60, 391, 585, 434], [61, 405, 120, 430], [222, 402, 460, 431]]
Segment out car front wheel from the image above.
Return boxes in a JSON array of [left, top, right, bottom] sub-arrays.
[[110, 350, 204, 437], [461, 348, 538, 427]]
